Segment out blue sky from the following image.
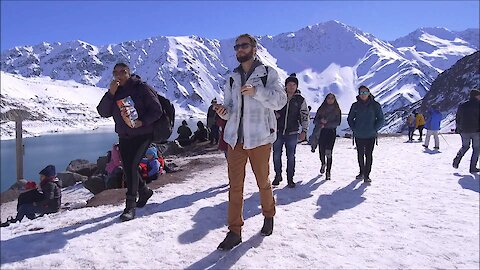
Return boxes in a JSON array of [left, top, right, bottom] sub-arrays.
[[1, 1, 479, 50]]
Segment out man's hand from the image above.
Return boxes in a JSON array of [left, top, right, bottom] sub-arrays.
[[109, 80, 120, 95], [299, 131, 306, 142], [241, 84, 256, 96], [214, 104, 227, 116]]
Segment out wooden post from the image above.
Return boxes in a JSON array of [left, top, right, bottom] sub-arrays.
[[15, 118, 24, 180]]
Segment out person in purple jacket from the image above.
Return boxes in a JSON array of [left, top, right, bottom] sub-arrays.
[[97, 63, 163, 222]]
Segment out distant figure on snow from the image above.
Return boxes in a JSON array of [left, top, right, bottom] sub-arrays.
[[423, 105, 442, 150], [453, 89, 480, 173]]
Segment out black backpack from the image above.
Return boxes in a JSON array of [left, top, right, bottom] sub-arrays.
[[152, 92, 175, 143]]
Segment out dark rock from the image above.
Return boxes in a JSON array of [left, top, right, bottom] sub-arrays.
[[57, 171, 87, 188], [66, 159, 98, 177], [162, 141, 185, 156], [96, 155, 109, 175], [83, 175, 106, 195]]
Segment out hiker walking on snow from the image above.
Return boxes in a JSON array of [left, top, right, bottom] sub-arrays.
[[406, 112, 416, 142], [213, 33, 287, 250], [312, 93, 341, 180], [97, 63, 162, 221], [414, 110, 426, 141], [347, 85, 385, 183], [422, 105, 442, 150], [207, 98, 220, 145], [272, 73, 309, 188], [453, 89, 480, 173]]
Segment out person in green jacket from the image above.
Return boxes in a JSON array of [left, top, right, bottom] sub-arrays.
[[347, 85, 385, 183]]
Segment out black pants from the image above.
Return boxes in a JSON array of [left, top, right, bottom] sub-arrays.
[[319, 128, 336, 173], [119, 134, 152, 204], [417, 125, 424, 139], [355, 137, 376, 178], [209, 124, 219, 144]]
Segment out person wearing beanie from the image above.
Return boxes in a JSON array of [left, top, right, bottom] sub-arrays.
[[272, 73, 309, 187], [347, 85, 385, 183], [285, 73, 299, 87], [139, 147, 161, 183], [453, 88, 480, 173], [37, 164, 62, 214]]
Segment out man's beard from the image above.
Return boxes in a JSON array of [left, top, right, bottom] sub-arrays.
[[236, 51, 254, 63]]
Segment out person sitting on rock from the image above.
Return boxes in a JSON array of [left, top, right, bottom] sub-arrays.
[[191, 121, 209, 143], [105, 143, 124, 189], [139, 147, 161, 183]]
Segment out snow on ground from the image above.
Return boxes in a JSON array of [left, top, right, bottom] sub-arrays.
[[1, 134, 479, 269]]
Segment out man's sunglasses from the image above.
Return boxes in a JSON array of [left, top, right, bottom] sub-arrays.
[[234, 43, 252, 51], [359, 91, 370, 95]]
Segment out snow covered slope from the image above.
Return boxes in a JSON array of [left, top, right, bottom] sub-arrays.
[[1, 135, 478, 268]]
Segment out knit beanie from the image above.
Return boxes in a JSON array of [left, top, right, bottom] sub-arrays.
[[146, 148, 158, 159], [39, 165, 56, 178], [285, 73, 298, 86]]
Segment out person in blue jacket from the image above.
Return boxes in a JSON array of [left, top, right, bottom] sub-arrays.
[[423, 105, 442, 150], [141, 147, 161, 183], [347, 85, 385, 183]]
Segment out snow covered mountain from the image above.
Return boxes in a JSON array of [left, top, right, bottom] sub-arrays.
[[1, 21, 478, 137], [381, 51, 480, 133]]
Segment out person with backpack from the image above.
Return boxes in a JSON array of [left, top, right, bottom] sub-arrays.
[[423, 105, 442, 150], [177, 120, 193, 146], [97, 63, 163, 221], [207, 98, 220, 145], [272, 73, 309, 187], [453, 89, 480, 173], [347, 86, 385, 183], [213, 34, 287, 250], [406, 112, 416, 142], [312, 93, 341, 180], [414, 110, 426, 141]]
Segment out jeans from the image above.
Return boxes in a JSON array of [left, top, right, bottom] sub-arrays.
[[408, 127, 415, 141], [273, 133, 298, 180], [355, 137, 376, 178], [16, 203, 44, 222], [455, 132, 480, 170]]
